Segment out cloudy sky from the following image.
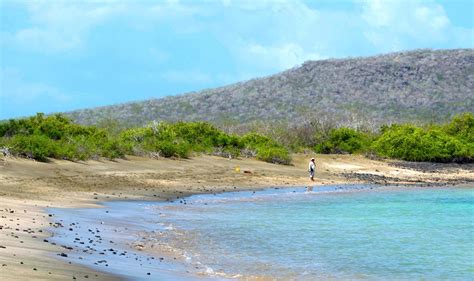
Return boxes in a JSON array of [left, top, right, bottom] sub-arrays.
[[1, 0, 473, 119]]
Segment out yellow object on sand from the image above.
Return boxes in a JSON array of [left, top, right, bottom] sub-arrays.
[[235, 166, 240, 173]]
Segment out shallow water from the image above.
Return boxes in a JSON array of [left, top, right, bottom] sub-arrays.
[[154, 185, 474, 280], [49, 201, 216, 280], [49, 185, 474, 280]]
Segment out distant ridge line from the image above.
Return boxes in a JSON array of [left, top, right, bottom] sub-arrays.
[[66, 48, 474, 128]]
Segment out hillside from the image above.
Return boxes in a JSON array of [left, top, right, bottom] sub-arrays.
[[68, 49, 474, 129]]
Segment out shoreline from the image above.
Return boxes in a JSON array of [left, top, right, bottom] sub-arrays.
[[47, 200, 208, 281], [1, 154, 473, 280], [47, 184, 473, 280]]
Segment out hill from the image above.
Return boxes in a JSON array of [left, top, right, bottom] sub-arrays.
[[67, 49, 474, 129]]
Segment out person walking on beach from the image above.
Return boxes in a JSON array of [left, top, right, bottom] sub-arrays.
[[308, 158, 315, 181]]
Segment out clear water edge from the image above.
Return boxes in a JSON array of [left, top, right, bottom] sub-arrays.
[[49, 185, 474, 281]]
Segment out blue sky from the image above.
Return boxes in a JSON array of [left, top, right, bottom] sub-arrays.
[[1, 0, 473, 119]]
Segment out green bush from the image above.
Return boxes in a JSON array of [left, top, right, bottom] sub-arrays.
[[54, 139, 81, 161], [255, 146, 291, 165], [1, 115, 292, 163], [315, 127, 370, 154], [143, 138, 191, 158], [9, 134, 58, 161], [444, 112, 474, 142], [240, 132, 277, 148], [100, 139, 126, 159], [0, 137, 6, 148], [9, 112, 471, 164], [170, 122, 221, 149], [239, 132, 291, 164], [120, 122, 263, 160], [0, 113, 127, 161], [371, 124, 472, 162], [310, 113, 473, 162]]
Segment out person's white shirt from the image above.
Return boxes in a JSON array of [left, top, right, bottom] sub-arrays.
[[309, 161, 315, 172]]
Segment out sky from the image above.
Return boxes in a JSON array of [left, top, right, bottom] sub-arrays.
[[0, 0, 473, 119]]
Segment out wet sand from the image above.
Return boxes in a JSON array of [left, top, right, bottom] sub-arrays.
[[0, 198, 121, 281], [0, 154, 473, 280]]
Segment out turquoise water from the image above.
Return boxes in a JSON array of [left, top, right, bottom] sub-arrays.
[[155, 186, 474, 280]]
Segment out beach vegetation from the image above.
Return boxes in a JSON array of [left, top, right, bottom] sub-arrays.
[[0, 114, 290, 164], [119, 122, 288, 163], [0, 113, 126, 161], [370, 115, 473, 163], [239, 133, 291, 164], [309, 113, 473, 163], [443, 112, 474, 142], [315, 127, 371, 154], [254, 146, 291, 165], [1, 112, 472, 164]]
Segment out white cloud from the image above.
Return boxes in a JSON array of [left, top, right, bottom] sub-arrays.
[[203, 0, 472, 75], [0, 68, 71, 105], [361, 0, 461, 50], [5, 1, 122, 53], [9, 0, 470, 67], [414, 6, 449, 30], [24, 0, 323, 77], [3, 0, 473, 81], [362, 0, 394, 27], [242, 42, 322, 70], [4, 0, 203, 53], [215, 0, 327, 73]]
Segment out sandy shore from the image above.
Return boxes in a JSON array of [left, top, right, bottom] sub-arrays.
[[0, 154, 473, 280]]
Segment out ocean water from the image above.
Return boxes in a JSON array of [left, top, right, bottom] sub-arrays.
[[153, 185, 474, 280]]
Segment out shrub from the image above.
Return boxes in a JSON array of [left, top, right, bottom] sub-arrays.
[[240, 132, 277, 148], [3, 115, 292, 163], [100, 139, 126, 159], [371, 124, 472, 162], [120, 127, 152, 143], [0, 114, 128, 161], [54, 139, 81, 161], [143, 138, 191, 158], [315, 127, 370, 154], [171, 122, 221, 148], [8, 134, 58, 161], [240, 132, 291, 164], [120, 122, 253, 159], [444, 112, 474, 142], [256, 146, 291, 165]]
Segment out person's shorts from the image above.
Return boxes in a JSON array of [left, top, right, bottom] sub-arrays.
[[309, 170, 315, 178]]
